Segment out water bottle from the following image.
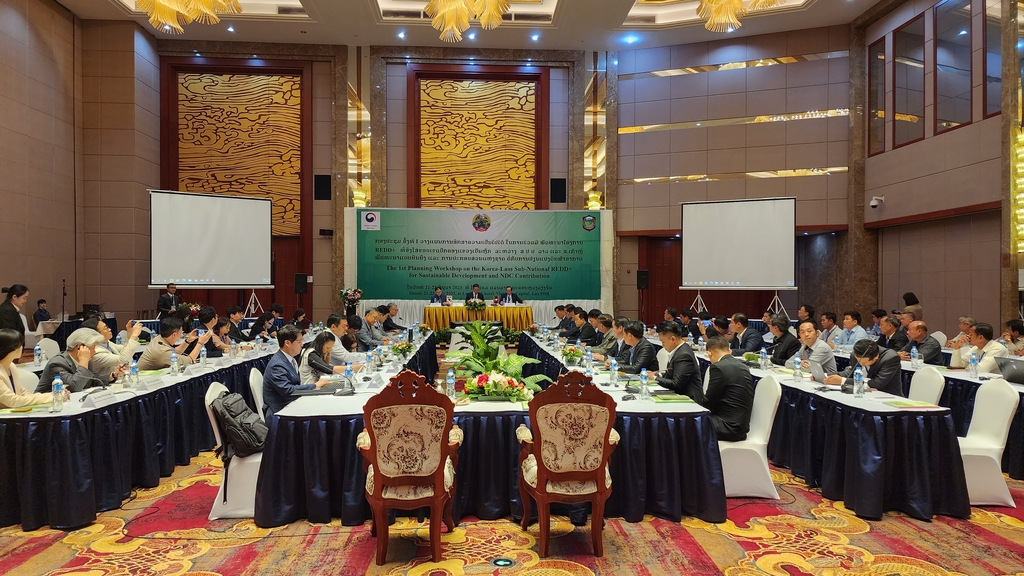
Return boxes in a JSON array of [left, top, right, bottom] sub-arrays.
[[446, 369, 456, 399], [639, 368, 652, 401], [199, 345, 207, 368], [609, 357, 618, 386], [793, 353, 803, 382], [344, 361, 353, 379], [853, 366, 865, 398], [169, 351, 179, 375], [698, 336, 705, 353], [585, 349, 593, 369], [969, 351, 979, 379], [585, 366, 593, 381], [999, 337, 1007, 348], [230, 339, 237, 359], [759, 347, 768, 370], [575, 338, 582, 349], [910, 345, 920, 369], [129, 359, 138, 386], [33, 343, 41, 365], [254, 335, 262, 352], [366, 351, 374, 373], [50, 375, 64, 412]]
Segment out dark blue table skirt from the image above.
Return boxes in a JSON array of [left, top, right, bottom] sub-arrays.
[[406, 334, 439, 383], [766, 386, 970, 521], [253, 408, 727, 528], [517, 335, 566, 384], [0, 356, 269, 531], [51, 317, 117, 351]]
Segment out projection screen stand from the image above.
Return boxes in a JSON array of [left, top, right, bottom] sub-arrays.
[[766, 291, 789, 319], [690, 291, 708, 314], [244, 289, 265, 317]]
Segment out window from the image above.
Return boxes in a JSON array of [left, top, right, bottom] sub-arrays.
[[894, 15, 926, 147], [868, 39, 886, 155], [934, 0, 972, 132], [984, 0, 1001, 117]]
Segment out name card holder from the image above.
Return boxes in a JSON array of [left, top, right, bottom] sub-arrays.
[[81, 389, 118, 409], [368, 373, 387, 390], [136, 376, 165, 392], [183, 365, 201, 377]]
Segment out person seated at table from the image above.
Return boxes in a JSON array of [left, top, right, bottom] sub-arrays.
[[465, 284, 485, 301], [137, 316, 211, 371], [498, 286, 523, 305], [950, 322, 1008, 374], [767, 314, 800, 366], [899, 310, 915, 334], [584, 309, 602, 346], [729, 313, 764, 356], [797, 304, 814, 322], [290, 309, 310, 333], [877, 315, 909, 351], [263, 325, 329, 418], [819, 312, 840, 347], [248, 313, 274, 342], [699, 315, 731, 343], [81, 317, 143, 372], [196, 306, 227, 358], [373, 306, 391, 339], [382, 303, 406, 332], [833, 310, 869, 349], [552, 305, 573, 331], [36, 328, 125, 393], [356, 309, 388, 352], [569, 310, 595, 344], [701, 336, 756, 441], [679, 309, 700, 339], [785, 319, 837, 375], [898, 321, 943, 365], [226, 306, 254, 342], [326, 313, 367, 364], [651, 321, 702, 398], [299, 331, 349, 384], [0, 284, 29, 336], [663, 307, 683, 331], [590, 313, 615, 352], [594, 316, 628, 361], [558, 310, 582, 340], [824, 339, 903, 397], [947, 316, 975, 347], [868, 308, 887, 338], [0, 329, 54, 407], [33, 299, 50, 326], [616, 321, 659, 374], [1001, 319, 1024, 355], [759, 311, 773, 335], [430, 286, 451, 305]]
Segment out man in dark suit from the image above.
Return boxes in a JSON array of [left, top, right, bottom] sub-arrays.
[[156, 283, 178, 319], [558, 310, 583, 340], [898, 321, 943, 365], [226, 305, 253, 342], [575, 310, 596, 344], [465, 284, 485, 301], [825, 339, 904, 397], [553, 305, 573, 331], [679, 309, 700, 339], [33, 299, 51, 325], [729, 313, 765, 356], [877, 315, 908, 350], [702, 336, 756, 441], [430, 287, 450, 305], [618, 321, 659, 374], [262, 325, 328, 418], [663, 307, 684, 332], [596, 316, 629, 362], [652, 321, 702, 399], [381, 303, 406, 332], [498, 286, 523, 305], [590, 314, 617, 355], [585, 309, 605, 347], [767, 313, 801, 366]]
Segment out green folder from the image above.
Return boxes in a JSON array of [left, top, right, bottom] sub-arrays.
[[651, 394, 695, 403], [884, 400, 939, 409]]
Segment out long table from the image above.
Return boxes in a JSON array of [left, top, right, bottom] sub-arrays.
[[0, 351, 272, 531], [254, 333, 727, 528], [421, 305, 535, 331]]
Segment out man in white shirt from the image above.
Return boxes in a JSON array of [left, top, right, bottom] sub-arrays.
[[1001, 319, 1024, 355], [833, 310, 869, 348], [946, 316, 975, 347], [81, 316, 143, 373], [818, 312, 840, 347], [326, 313, 368, 365], [950, 322, 1008, 374], [786, 319, 837, 375]]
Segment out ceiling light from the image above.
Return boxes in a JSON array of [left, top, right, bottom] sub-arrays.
[[251, 54, 257, 58], [425, 0, 510, 43], [468, 32, 476, 40], [531, 33, 540, 41], [625, 35, 638, 44], [803, 232, 808, 235], [137, 0, 242, 34], [227, 25, 234, 32], [958, 29, 967, 35], [696, 0, 780, 33], [398, 31, 405, 39]]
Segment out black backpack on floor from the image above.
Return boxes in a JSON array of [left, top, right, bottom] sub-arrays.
[[210, 391, 268, 501]]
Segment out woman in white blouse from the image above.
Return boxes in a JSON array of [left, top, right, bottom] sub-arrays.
[[0, 328, 53, 408]]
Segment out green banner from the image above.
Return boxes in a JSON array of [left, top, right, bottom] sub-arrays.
[[356, 209, 601, 301]]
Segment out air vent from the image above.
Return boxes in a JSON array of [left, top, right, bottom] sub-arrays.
[[624, 14, 656, 25], [278, 6, 306, 15], [511, 13, 551, 22], [382, 9, 427, 19]]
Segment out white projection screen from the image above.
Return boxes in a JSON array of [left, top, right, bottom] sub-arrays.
[[680, 198, 796, 290], [149, 190, 273, 288]]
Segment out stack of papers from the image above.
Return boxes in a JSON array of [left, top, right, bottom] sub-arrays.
[[884, 399, 940, 409], [651, 394, 695, 403]]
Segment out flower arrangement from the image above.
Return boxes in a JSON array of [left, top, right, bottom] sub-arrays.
[[561, 345, 584, 365], [418, 323, 431, 336], [444, 320, 549, 402], [177, 302, 202, 316], [340, 288, 364, 306], [392, 341, 414, 357], [492, 296, 500, 305], [526, 324, 539, 336], [465, 299, 487, 311], [463, 372, 534, 402]]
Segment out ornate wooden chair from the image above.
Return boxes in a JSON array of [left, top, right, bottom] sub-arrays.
[[516, 371, 619, 557], [357, 369, 464, 565]]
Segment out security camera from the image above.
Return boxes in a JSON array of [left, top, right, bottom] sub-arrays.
[[870, 195, 884, 209]]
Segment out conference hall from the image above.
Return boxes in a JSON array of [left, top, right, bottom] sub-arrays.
[[1, 0, 1022, 573]]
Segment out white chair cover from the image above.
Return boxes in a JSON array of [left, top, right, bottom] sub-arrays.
[[958, 378, 1019, 507], [718, 375, 782, 498], [908, 367, 944, 405], [249, 367, 265, 421], [204, 381, 263, 519]]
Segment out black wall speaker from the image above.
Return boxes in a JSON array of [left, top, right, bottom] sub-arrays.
[[550, 178, 567, 204], [294, 273, 308, 294], [313, 174, 331, 200], [636, 270, 649, 290]]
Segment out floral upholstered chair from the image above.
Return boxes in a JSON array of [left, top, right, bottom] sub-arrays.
[[357, 370, 464, 565], [516, 370, 618, 557]]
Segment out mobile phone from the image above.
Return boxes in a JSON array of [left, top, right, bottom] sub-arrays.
[[198, 329, 206, 336], [701, 320, 712, 327]]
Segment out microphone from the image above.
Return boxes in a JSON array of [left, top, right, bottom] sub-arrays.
[[78, 377, 110, 401]]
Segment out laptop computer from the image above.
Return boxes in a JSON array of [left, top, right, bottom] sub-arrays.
[[995, 356, 1024, 384], [807, 361, 828, 383]]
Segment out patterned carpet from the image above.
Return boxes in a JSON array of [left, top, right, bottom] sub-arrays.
[[2, 452, 1022, 575]]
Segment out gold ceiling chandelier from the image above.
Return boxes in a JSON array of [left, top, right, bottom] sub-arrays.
[[424, 0, 511, 42], [696, 0, 780, 33], [136, 0, 242, 34]]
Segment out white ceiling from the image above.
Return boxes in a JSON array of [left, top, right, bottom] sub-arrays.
[[56, 0, 879, 51]]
